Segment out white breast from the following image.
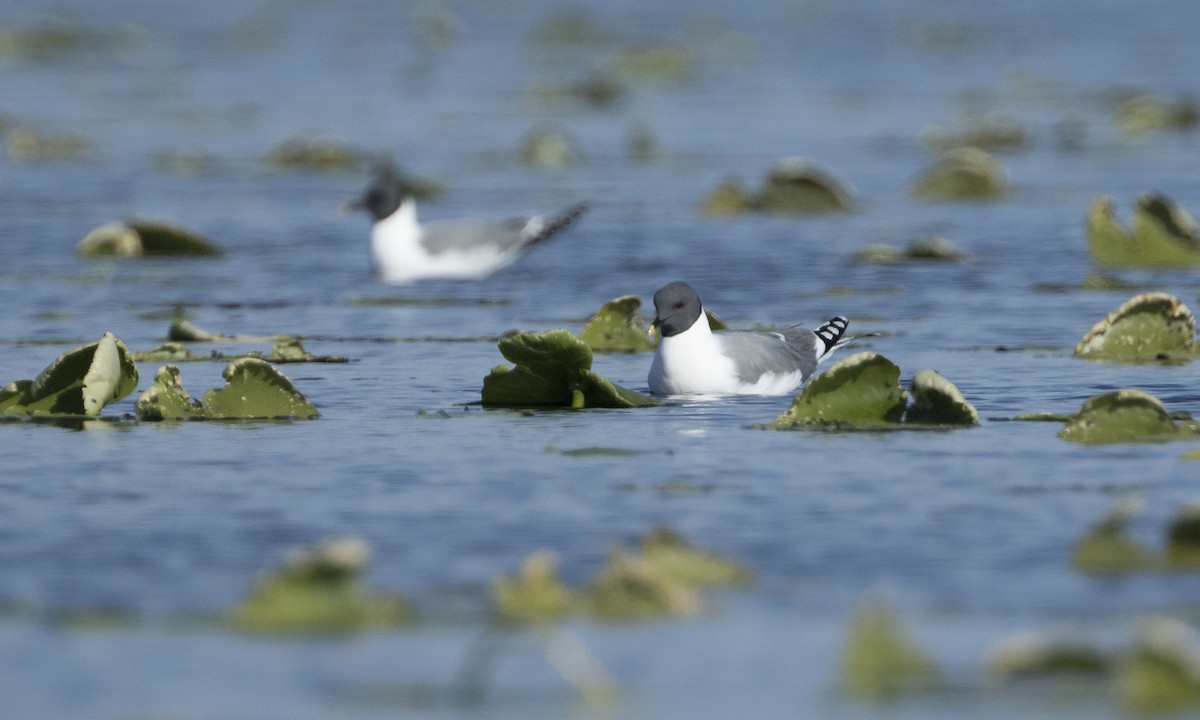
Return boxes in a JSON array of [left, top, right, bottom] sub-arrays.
[[370, 201, 511, 283], [649, 315, 741, 395]]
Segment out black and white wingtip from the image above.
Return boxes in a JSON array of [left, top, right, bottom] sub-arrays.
[[813, 316, 850, 359], [526, 203, 589, 247]]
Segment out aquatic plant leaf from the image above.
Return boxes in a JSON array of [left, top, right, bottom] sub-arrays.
[[202, 358, 318, 419], [1059, 390, 1184, 444], [231, 538, 410, 634], [1074, 292, 1196, 360], [911, 146, 1006, 200], [756, 157, 855, 213], [492, 551, 576, 624], [20, 333, 138, 416], [853, 243, 905, 264], [519, 127, 581, 168], [841, 603, 938, 699], [1117, 94, 1199, 136], [270, 338, 313, 362], [1088, 195, 1200, 267], [482, 330, 656, 409], [134, 365, 206, 421], [987, 633, 1110, 677], [579, 295, 654, 353], [906, 236, 966, 260], [265, 137, 363, 171], [1072, 498, 1152, 573], [701, 179, 753, 215], [771, 352, 907, 428], [1086, 196, 1137, 266], [167, 318, 222, 342], [0, 380, 33, 414], [584, 545, 700, 620], [1164, 503, 1200, 569], [905, 369, 979, 425], [1118, 617, 1200, 714], [76, 220, 221, 257], [637, 528, 754, 587]]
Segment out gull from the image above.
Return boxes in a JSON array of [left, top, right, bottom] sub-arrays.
[[648, 280, 850, 396], [343, 165, 588, 283]]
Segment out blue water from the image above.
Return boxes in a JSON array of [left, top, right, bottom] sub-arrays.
[[3, 1, 1200, 718]]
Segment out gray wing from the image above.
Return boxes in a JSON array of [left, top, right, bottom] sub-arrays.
[[420, 217, 533, 256], [714, 329, 820, 384]]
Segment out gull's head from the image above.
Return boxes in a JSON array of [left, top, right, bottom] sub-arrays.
[[650, 280, 703, 338], [341, 161, 412, 221]]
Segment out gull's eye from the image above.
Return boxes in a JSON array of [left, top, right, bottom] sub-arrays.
[[674, 301, 685, 309]]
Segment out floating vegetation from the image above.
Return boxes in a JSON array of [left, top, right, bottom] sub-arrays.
[[1087, 194, 1200, 267], [584, 545, 700, 620], [519, 126, 582, 168], [492, 551, 575, 624], [605, 44, 694, 83], [578, 295, 655, 353], [230, 538, 410, 634], [703, 157, 855, 215], [0, 20, 145, 62], [1059, 389, 1200, 444], [166, 319, 292, 344], [1074, 292, 1196, 362], [270, 338, 348, 363], [772, 353, 906, 428], [6, 126, 91, 162], [1116, 94, 1199, 137], [1118, 617, 1200, 715], [1164, 503, 1200, 569], [533, 73, 625, 109], [135, 359, 318, 421], [264, 137, 363, 171], [841, 603, 938, 700], [1072, 497, 1153, 574], [905, 369, 980, 425], [480, 329, 657, 409], [911, 146, 1007, 200], [853, 236, 967, 264], [921, 117, 1028, 153], [987, 631, 1110, 678], [77, 220, 222, 258], [1, 333, 138, 417]]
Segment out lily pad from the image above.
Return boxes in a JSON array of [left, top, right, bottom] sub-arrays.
[[987, 632, 1110, 677], [701, 179, 753, 215], [1164, 503, 1200, 569], [1, 332, 138, 416], [519, 127, 582, 168], [264, 137, 363, 171], [76, 220, 222, 257], [911, 146, 1007, 200], [1087, 195, 1200, 267], [1074, 292, 1196, 361], [636, 528, 753, 587], [135, 359, 317, 421], [905, 369, 979, 425], [579, 295, 655, 353], [756, 157, 855, 213], [1072, 497, 1152, 573], [1116, 94, 1199, 136], [231, 538, 410, 634], [584, 545, 700, 620], [771, 352, 907, 428], [1059, 389, 1195, 444], [1118, 617, 1200, 715], [481, 330, 657, 409], [492, 551, 576, 624], [841, 603, 938, 700]]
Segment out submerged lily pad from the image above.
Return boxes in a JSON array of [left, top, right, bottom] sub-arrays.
[[1087, 195, 1200, 267], [135, 359, 317, 421], [492, 551, 576, 624], [702, 158, 855, 215], [987, 632, 1110, 677], [1074, 292, 1196, 361], [1164, 503, 1200, 569], [1, 332, 138, 417], [77, 220, 222, 257], [579, 295, 655, 353], [231, 538, 410, 634], [1059, 390, 1196, 444], [841, 603, 938, 700], [911, 146, 1007, 200], [1072, 497, 1152, 573], [481, 330, 657, 409], [771, 352, 907, 428], [1118, 617, 1200, 715], [905, 369, 979, 425]]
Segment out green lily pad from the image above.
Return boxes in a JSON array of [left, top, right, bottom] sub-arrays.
[[2, 333, 138, 416], [756, 157, 855, 213], [701, 178, 753, 215], [905, 369, 979, 425], [906, 236, 966, 260], [1116, 94, 1199, 136], [203, 358, 319, 419], [1164, 503, 1200, 569], [519, 127, 582, 168], [492, 551, 576, 624], [579, 295, 655, 353], [636, 528, 754, 588], [584, 545, 700, 620], [134, 365, 206, 420], [1074, 292, 1196, 361], [231, 538, 410, 634], [481, 330, 657, 409], [771, 352, 908, 428], [987, 633, 1110, 678], [911, 146, 1007, 200], [76, 220, 222, 257], [841, 603, 938, 700], [1087, 195, 1200, 267], [1118, 617, 1200, 715], [264, 137, 363, 171], [1059, 390, 1193, 444], [1072, 497, 1153, 573], [133, 342, 213, 363]]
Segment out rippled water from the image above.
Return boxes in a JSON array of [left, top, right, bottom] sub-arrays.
[[3, 1, 1200, 718]]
